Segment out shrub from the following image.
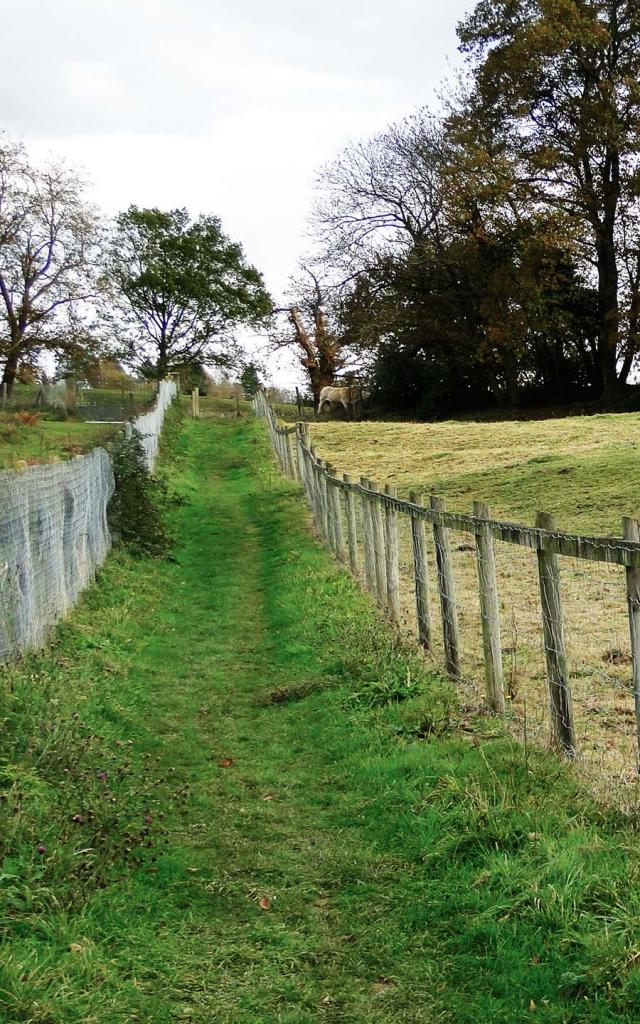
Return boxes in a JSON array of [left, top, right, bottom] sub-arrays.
[[108, 430, 172, 556]]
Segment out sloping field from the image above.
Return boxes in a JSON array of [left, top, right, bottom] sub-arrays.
[[311, 412, 640, 535], [310, 413, 640, 794], [5, 415, 640, 1020]]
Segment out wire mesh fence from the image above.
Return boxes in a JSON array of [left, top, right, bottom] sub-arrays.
[[254, 390, 640, 800], [0, 378, 157, 421], [0, 378, 178, 663]]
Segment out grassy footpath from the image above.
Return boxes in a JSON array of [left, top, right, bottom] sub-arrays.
[[3, 416, 640, 1022]]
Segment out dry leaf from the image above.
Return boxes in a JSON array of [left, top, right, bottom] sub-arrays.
[[259, 896, 271, 910], [529, 999, 537, 1011], [218, 758, 235, 768]]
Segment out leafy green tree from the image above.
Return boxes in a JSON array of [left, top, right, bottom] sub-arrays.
[[239, 361, 262, 398], [105, 206, 272, 379]]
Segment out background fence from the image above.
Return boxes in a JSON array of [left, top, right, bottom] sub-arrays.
[[0, 378, 177, 663], [253, 390, 640, 799], [1, 378, 157, 421]]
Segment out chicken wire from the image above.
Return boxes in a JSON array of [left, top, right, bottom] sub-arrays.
[[126, 378, 177, 471], [0, 449, 114, 662], [0, 379, 177, 662]]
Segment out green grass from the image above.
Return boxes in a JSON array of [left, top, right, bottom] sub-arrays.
[[0, 414, 118, 469], [311, 411, 640, 535], [3, 415, 640, 1021]]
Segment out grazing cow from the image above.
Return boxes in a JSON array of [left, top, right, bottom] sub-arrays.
[[318, 385, 353, 415]]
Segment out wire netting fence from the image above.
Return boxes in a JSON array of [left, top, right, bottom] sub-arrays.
[[0, 378, 177, 663], [1, 378, 157, 421], [253, 390, 640, 801]]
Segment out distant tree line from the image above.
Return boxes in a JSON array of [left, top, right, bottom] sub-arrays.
[[276, 0, 640, 416], [0, 139, 272, 395]]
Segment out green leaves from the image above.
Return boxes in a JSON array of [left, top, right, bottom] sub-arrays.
[[106, 205, 272, 378]]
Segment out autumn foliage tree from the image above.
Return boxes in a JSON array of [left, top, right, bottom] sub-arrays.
[[457, 0, 640, 403]]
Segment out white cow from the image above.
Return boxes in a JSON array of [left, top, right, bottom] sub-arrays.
[[317, 385, 353, 415]]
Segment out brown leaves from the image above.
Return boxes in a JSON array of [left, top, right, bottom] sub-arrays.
[[258, 896, 271, 910], [217, 757, 235, 768]]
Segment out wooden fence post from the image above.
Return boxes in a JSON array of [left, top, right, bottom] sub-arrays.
[[624, 516, 640, 771], [473, 501, 506, 714], [384, 485, 401, 624], [409, 492, 432, 651], [360, 478, 377, 596], [325, 463, 338, 553], [430, 495, 461, 680], [309, 447, 322, 530], [316, 458, 330, 541], [535, 511, 576, 755], [369, 480, 388, 610], [191, 388, 199, 419], [327, 465, 345, 561], [344, 474, 359, 575]]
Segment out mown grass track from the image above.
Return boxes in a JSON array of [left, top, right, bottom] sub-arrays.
[[3, 414, 640, 1021]]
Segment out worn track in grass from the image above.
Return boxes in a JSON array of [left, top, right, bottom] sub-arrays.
[[3, 416, 640, 1021]]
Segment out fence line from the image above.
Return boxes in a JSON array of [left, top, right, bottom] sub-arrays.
[[0, 378, 178, 663], [253, 390, 640, 794]]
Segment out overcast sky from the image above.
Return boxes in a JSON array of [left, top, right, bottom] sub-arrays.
[[2, 0, 472, 385]]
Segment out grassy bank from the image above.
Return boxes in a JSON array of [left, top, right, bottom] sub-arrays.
[[2, 415, 640, 1021], [311, 412, 640, 535], [0, 413, 117, 469]]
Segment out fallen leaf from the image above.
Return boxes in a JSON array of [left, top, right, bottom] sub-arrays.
[[218, 758, 235, 768], [262, 794, 274, 801], [69, 943, 84, 954], [529, 999, 537, 1011], [259, 896, 271, 910]]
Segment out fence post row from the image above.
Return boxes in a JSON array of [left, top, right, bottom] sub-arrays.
[[252, 390, 640, 772], [535, 511, 577, 756]]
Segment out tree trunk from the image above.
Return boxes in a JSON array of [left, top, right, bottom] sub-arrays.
[[597, 237, 621, 404], [1, 346, 20, 396]]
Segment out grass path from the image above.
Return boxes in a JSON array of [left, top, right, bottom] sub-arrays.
[[4, 415, 640, 1022]]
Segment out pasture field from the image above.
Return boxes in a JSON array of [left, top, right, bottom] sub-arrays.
[[310, 411, 640, 535], [0, 413, 118, 470], [310, 412, 640, 795], [5, 415, 640, 1020]]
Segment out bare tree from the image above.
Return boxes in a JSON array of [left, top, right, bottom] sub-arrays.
[[0, 137, 100, 393], [272, 270, 352, 407], [312, 110, 448, 273]]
